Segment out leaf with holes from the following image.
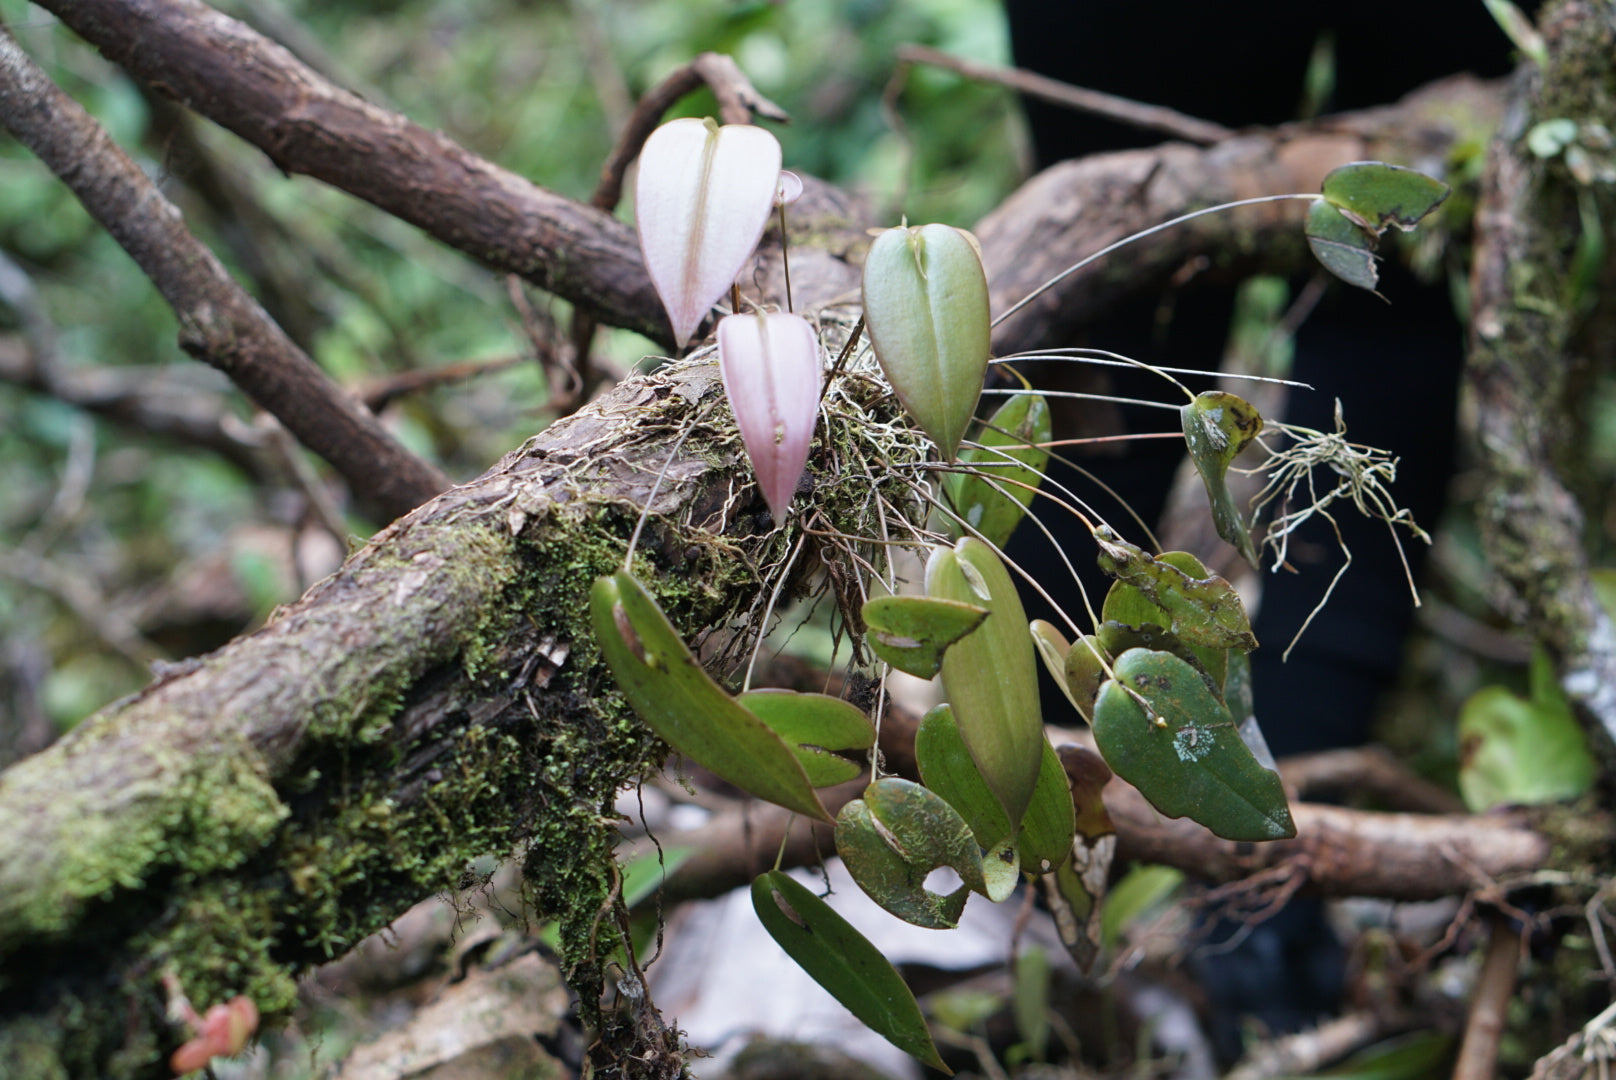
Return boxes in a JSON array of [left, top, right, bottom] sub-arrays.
[[752, 871, 950, 1073], [861, 595, 989, 679], [862, 223, 992, 461], [927, 539, 1044, 828], [738, 689, 874, 788], [837, 777, 988, 926], [945, 392, 1052, 547], [590, 571, 830, 822], [635, 118, 782, 348], [717, 311, 822, 521], [1092, 649, 1293, 841], [1093, 531, 1256, 650], [1181, 391, 1263, 566]]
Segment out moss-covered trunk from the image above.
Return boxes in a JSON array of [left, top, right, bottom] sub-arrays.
[[0, 356, 917, 1079]]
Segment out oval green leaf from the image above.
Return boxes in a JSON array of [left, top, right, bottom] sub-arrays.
[[1029, 619, 1077, 710], [944, 392, 1052, 548], [1320, 161, 1450, 235], [1016, 739, 1078, 873], [752, 871, 951, 1074], [1092, 648, 1294, 841], [916, 704, 1012, 848], [862, 223, 992, 462], [1092, 531, 1256, 650], [739, 689, 875, 788], [590, 572, 831, 822], [836, 777, 986, 927], [926, 539, 1044, 829], [861, 595, 989, 679], [1181, 391, 1262, 566]]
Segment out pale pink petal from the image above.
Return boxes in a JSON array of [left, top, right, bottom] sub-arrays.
[[635, 119, 783, 349], [717, 312, 822, 521], [774, 170, 804, 207]]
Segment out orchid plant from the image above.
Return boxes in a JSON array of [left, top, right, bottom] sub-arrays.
[[616, 114, 1447, 1069]]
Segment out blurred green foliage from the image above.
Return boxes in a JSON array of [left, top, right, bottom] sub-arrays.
[[0, 0, 1020, 732]]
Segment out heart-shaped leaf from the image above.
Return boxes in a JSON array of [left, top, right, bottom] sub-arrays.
[[717, 311, 822, 522], [590, 571, 830, 822], [1092, 649, 1294, 841], [1092, 531, 1256, 650], [635, 118, 782, 348], [1305, 198, 1382, 292], [927, 539, 1044, 829], [836, 778, 985, 927], [1181, 391, 1263, 566], [752, 871, 951, 1073], [862, 223, 992, 461], [945, 392, 1052, 547], [1320, 161, 1450, 235], [738, 689, 875, 788], [1458, 650, 1596, 812], [861, 595, 989, 678]]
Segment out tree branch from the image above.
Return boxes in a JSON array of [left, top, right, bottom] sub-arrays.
[[39, 0, 676, 344], [0, 28, 446, 523], [1465, 0, 1616, 767]]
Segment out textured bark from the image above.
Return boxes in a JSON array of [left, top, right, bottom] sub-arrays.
[[979, 74, 1504, 357], [1466, 0, 1616, 768], [0, 359, 912, 1078], [1, 1, 1613, 1077]]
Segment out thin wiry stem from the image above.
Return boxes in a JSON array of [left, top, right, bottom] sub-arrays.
[[991, 193, 1321, 333]]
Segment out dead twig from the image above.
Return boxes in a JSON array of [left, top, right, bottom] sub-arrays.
[[1452, 913, 1524, 1080], [895, 43, 1234, 146]]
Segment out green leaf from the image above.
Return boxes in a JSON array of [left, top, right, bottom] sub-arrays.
[[1100, 864, 1182, 949], [945, 393, 1052, 548], [590, 572, 831, 822], [1092, 532, 1256, 650], [752, 871, 951, 1074], [861, 595, 989, 679], [1062, 634, 1111, 721], [862, 223, 992, 461], [1016, 740, 1078, 873], [1305, 199, 1381, 292], [1180, 391, 1263, 566], [927, 539, 1045, 828], [739, 690, 875, 788], [1457, 650, 1596, 812], [1319, 161, 1450, 235], [836, 778, 986, 926], [1527, 118, 1579, 159], [1029, 619, 1078, 710], [1010, 947, 1051, 1062], [916, 704, 1012, 847], [1092, 649, 1294, 841]]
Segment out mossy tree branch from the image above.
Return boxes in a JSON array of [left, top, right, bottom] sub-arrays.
[[1466, 0, 1616, 769]]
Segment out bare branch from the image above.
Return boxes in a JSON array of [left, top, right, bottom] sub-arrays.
[[896, 43, 1234, 146], [0, 28, 447, 523]]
